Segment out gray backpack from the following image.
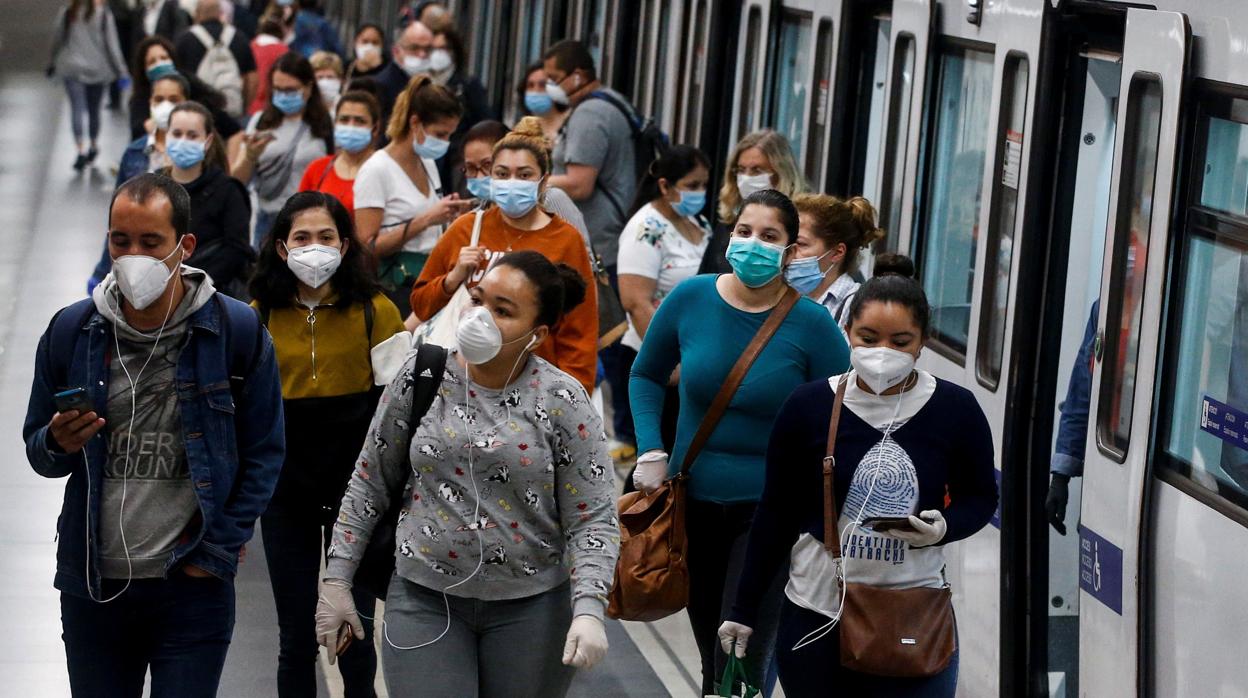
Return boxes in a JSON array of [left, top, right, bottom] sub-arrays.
[[190, 24, 243, 117]]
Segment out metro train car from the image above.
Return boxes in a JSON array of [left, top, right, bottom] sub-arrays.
[[319, 1, 1248, 695]]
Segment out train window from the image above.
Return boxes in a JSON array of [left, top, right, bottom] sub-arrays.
[[977, 56, 1030, 389], [1097, 76, 1162, 461], [804, 18, 834, 184], [878, 35, 916, 251], [1199, 117, 1248, 216], [856, 18, 891, 203], [739, 6, 763, 136], [680, 0, 709, 143], [634, 0, 656, 107], [771, 10, 814, 164], [914, 45, 995, 360], [653, 2, 673, 119]]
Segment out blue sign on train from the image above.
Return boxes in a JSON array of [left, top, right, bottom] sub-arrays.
[[1077, 525, 1122, 615], [1200, 395, 1248, 453]]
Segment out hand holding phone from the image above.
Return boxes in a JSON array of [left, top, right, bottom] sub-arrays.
[[54, 388, 92, 415], [861, 516, 917, 533], [49, 388, 105, 454]]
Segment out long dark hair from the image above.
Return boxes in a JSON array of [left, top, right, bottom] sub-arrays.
[[249, 192, 381, 309], [629, 144, 710, 216], [257, 52, 334, 151]]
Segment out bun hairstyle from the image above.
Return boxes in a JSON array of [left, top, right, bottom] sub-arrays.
[[495, 250, 588, 327], [845, 252, 930, 337], [492, 116, 552, 175], [386, 73, 463, 141], [791, 194, 887, 275], [739, 189, 801, 246]]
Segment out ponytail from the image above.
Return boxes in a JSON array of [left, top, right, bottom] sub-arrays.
[[386, 73, 463, 141], [792, 193, 887, 275]]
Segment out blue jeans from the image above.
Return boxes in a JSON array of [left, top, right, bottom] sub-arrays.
[[60, 575, 236, 698], [63, 78, 105, 144], [774, 600, 959, 697]]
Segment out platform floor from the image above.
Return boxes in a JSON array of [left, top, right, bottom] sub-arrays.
[[0, 4, 712, 696]]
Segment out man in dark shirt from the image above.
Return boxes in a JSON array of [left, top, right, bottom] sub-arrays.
[[174, 0, 257, 118], [373, 20, 436, 127]]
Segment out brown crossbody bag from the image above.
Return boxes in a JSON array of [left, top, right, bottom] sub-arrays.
[[607, 288, 800, 621], [823, 377, 957, 677]]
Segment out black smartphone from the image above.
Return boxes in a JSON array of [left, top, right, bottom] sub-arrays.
[[862, 516, 915, 533], [53, 387, 93, 415]]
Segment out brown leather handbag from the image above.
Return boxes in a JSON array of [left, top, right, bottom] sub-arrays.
[[822, 378, 958, 678], [608, 288, 801, 621]]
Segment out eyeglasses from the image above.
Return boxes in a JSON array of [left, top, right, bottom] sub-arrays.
[[462, 160, 492, 178]]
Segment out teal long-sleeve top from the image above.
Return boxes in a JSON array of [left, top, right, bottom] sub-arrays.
[[629, 275, 850, 503]]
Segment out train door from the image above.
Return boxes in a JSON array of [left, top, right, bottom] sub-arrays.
[[1078, 8, 1189, 697], [675, 0, 713, 146], [727, 0, 774, 149], [630, 0, 687, 134], [1145, 45, 1248, 698]]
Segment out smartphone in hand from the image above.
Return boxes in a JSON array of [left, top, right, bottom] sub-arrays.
[[861, 516, 916, 533], [54, 388, 92, 415]]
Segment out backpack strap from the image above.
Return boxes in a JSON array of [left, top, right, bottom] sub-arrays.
[[216, 295, 263, 403], [48, 299, 98, 389], [363, 296, 375, 344], [584, 91, 640, 222], [189, 24, 215, 49], [394, 342, 447, 499]]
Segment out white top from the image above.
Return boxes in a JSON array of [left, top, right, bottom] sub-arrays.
[[246, 113, 329, 213], [353, 149, 444, 254], [615, 202, 711, 351], [785, 369, 944, 622]]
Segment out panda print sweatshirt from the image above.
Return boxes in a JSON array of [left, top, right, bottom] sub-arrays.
[[326, 349, 620, 619]]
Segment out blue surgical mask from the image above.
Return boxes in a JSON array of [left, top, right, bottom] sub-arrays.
[[166, 137, 206, 170], [146, 61, 178, 82], [726, 236, 788, 288], [272, 89, 306, 115], [672, 189, 706, 218], [467, 176, 492, 201], [412, 131, 451, 160], [334, 124, 372, 153], [491, 178, 540, 218], [783, 251, 833, 295], [525, 91, 554, 115]]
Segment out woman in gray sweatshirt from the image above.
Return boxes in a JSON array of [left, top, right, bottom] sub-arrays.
[[316, 250, 619, 697], [48, 0, 128, 170]]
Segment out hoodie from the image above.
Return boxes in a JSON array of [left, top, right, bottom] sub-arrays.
[[91, 266, 218, 578]]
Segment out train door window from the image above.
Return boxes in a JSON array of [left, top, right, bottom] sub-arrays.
[[977, 56, 1030, 388], [1097, 77, 1162, 460], [739, 6, 763, 137], [879, 34, 916, 251], [1157, 105, 1248, 515], [634, 0, 656, 108], [856, 18, 892, 203], [680, 0, 710, 143], [804, 18, 834, 185], [770, 10, 814, 165], [653, 3, 674, 120], [914, 45, 995, 359]]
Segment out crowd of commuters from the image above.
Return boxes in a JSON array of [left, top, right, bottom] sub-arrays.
[[29, 2, 1002, 697]]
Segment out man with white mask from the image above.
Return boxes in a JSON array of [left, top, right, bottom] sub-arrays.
[[374, 20, 437, 127], [22, 173, 285, 697]]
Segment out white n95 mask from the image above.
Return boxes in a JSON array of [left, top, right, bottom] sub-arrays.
[[455, 306, 537, 365], [285, 243, 342, 289], [850, 346, 916, 394], [113, 242, 183, 310]]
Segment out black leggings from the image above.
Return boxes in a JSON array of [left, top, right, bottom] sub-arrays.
[[262, 491, 378, 698], [685, 498, 787, 695]]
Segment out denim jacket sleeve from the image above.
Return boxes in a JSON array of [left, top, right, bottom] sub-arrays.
[[1052, 301, 1099, 478], [183, 328, 286, 578], [23, 324, 82, 479]]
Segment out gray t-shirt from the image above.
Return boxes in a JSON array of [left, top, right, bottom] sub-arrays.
[[552, 88, 637, 267], [247, 113, 329, 213]]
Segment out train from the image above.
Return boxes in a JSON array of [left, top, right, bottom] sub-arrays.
[[316, 1, 1248, 695]]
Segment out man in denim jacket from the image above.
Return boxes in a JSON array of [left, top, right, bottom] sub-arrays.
[[22, 173, 284, 697]]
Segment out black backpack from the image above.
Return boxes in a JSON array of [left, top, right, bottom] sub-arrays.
[[353, 341, 447, 600], [587, 90, 670, 221]]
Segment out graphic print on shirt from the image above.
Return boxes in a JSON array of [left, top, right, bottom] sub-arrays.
[[840, 435, 918, 566]]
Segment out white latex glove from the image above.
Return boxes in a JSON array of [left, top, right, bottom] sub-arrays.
[[562, 615, 608, 668], [632, 450, 668, 493], [889, 509, 948, 548], [315, 578, 364, 665], [717, 621, 753, 658]]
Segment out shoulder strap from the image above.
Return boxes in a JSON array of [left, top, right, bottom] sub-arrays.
[[679, 287, 801, 475], [824, 377, 849, 556], [587, 90, 640, 134], [258, 304, 271, 327], [217, 294, 262, 394], [363, 297, 375, 344], [470, 209, 484, 246], [219, 24, 235, 47], [406, 341, 447, 440], [189, 24, 213, 49], [49, 299, 97, 388]]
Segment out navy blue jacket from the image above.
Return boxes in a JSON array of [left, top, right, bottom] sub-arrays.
[[23, 295, 285, 598]]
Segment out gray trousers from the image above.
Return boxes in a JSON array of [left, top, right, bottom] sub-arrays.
[[381, 575, 576, 697]]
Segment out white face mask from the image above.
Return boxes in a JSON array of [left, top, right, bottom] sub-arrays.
[[736, 172, 773, 199], [355, 42, 380, 59], [402, 54, 432, 76], [285, 243, 342, 289], [316, 77, 342, 100], [113, 240, 184, 310], [455, 305, 537, 365], [850, 346, 917, 394], [429, 48, 453, 73], [151, 100, 176, 131]]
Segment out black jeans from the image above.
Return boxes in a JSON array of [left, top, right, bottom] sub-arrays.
[[262, 493, 378, 698], [60, 574, 235, 697], [686, 498, 787, 695], [600, 265, 636, 445]]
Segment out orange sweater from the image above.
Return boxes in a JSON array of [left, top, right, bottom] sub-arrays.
[[410, 207, 599, 391]]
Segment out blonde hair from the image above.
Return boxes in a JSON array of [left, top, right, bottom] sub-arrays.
[[492, 116, 552, 175], [792, 194, 886, 274], [718, 129, 807, 222], [309, 51, 344, 78], [385, 73, 463, 141]]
